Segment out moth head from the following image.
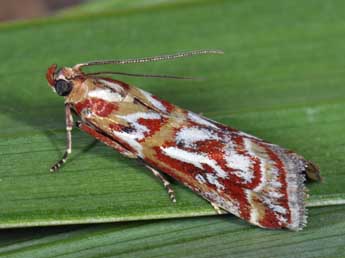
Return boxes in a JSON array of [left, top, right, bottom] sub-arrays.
[[46, 64, 78, 97]]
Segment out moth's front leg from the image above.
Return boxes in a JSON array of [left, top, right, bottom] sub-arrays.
[[50, 103, 73, 172]]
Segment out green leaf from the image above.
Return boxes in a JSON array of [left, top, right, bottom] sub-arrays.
[[0, 0, 345, 228], [59, 0, 198, 17], [1, 206, 345, 257]]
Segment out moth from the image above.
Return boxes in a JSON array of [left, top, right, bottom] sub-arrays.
[[46, 50, 321, 230]]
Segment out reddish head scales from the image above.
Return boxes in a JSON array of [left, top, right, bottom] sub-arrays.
[[46, 50, 320, 230]]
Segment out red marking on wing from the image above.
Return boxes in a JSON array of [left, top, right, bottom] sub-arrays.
[[261, 205, 282, 228], [74, 98, 118, 117], [232, 135, 263, 189], [259, 143, 291, 226], [151, 95, 175, 113], [152, 144, 201, 176], [196, 140, 225, 161], [227, 184, 251, 220], [93, 99, 118, 117], [75, 99, 91, 114], [138, 117, 169, 141]]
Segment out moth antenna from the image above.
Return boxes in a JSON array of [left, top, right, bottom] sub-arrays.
[[74, 49, 224, 70], [85, 71, 203, 81]]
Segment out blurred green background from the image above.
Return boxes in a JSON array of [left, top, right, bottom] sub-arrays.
[[0, 0, 345, 257]]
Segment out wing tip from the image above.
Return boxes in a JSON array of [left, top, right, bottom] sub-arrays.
[[284, 153, 319, 231]]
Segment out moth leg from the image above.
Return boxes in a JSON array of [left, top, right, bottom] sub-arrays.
[[76, 121, 136, 159], [211, 202, 225, 215], [50, 104, 73, 172], [145, 165, 176, 203]]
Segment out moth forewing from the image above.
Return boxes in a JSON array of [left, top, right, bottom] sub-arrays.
[[46, 50, 320, 230]]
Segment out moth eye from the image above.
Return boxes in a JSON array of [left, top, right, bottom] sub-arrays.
[[55, 80, 73, 96]]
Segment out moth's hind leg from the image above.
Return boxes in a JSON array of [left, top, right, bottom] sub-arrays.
[[145, 165, 176, 203], [50, 104, 73, 172]]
